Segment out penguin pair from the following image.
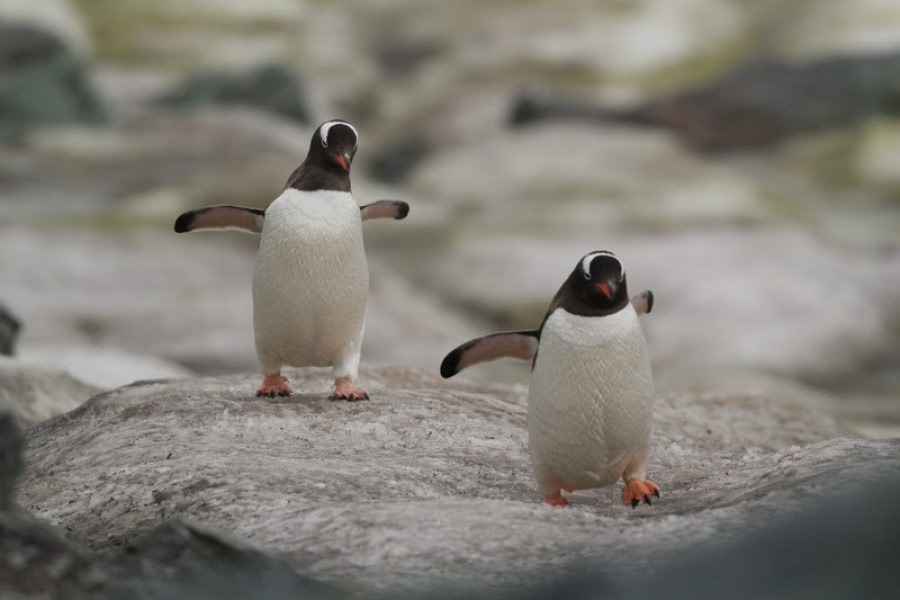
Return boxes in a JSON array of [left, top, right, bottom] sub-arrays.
[[175, 120, 659, 508]]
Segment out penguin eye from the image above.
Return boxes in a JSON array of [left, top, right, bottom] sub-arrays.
[[582, 269, 592, 280]]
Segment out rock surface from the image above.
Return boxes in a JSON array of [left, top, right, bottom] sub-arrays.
[[20, 366, 900, 596], [1, 408, 337, 599]]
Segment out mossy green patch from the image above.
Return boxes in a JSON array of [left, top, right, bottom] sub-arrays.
[[71, 0, 300, 69]]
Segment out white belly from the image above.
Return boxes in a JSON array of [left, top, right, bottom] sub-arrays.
[[252, 188, 368, 369], [528, 306, 654, 493]]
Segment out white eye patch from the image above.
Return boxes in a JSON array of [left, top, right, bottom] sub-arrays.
[[319, 120, 359, 148], [580, 251, 623, 278]]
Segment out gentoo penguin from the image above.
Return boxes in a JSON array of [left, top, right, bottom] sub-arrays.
[[175, 119, 409, 400], [441, 251, 659, 508]]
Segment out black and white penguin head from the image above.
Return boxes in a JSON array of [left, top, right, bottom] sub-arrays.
[[284, 119, 359, 191], [311, 119, 358, 172], [572, 251, 629, 311]]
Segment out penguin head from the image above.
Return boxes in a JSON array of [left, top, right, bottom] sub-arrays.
[[312, 120, 358, 172], [574, 251, 628, 310]]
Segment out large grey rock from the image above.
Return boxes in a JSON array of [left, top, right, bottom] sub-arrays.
[[1, 401, 336, 598], [20, 366, 899, 596]]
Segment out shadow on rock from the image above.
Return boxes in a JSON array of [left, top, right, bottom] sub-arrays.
[[0, 302, 20, 357]]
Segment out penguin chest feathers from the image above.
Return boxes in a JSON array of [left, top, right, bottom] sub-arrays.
[[528, 306, 655, 490], [252, 188, 368, 367]]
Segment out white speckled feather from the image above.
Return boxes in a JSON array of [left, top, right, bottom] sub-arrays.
[[528, 305, 654, 494], [252, 188, 368, 376]]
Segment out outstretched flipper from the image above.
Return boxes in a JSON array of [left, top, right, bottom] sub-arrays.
[[359, 199, 410, 221], [440, 330, 540, 378], [174, 205, 265, 234], [631, 290, 654, 315]]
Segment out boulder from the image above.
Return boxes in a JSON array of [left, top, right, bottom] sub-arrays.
[[20, 366, 900, 596], [156, 63, 312, 124]]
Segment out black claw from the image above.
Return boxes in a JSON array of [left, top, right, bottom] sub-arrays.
[[330, 393, 369, 402], [653, 489, 660, 498], [644, 494, 652, 506], [631, 499, 639, 509]]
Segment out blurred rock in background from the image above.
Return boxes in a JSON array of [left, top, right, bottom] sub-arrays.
[[510, 51, 900, 151], [156, 63, 312, 124], [0, 22, 104, 144]]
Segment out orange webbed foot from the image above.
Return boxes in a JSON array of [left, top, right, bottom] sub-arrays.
[[543, 491, 570, 507], [330, 377, 369, 402], [622, 477, 660, 508], [256, 374, 293, 398]]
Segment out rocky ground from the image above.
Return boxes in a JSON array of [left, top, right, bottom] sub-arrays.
[[6, 366, 900, 597]]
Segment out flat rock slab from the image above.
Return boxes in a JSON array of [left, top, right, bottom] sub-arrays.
[[20, 366, 900, 596]]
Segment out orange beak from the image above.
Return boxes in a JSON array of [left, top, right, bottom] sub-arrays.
[[333, 152, 350, 171], [596, 282, 612, 300]]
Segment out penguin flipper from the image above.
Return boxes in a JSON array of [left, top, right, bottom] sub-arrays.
[[359, 200, 410, 221], [440, 330, 540, 378], [174, 205, 265, 234], [631, 290, 654, 315]]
